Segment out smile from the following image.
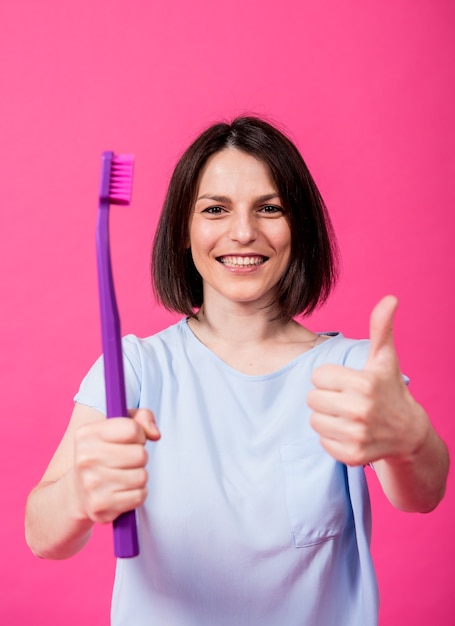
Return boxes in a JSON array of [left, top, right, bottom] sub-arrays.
[[217, 256, 267, 267]]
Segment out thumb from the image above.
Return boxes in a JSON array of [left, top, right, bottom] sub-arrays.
[[129, 408, 161, 442], [366, 295, 399, 369]]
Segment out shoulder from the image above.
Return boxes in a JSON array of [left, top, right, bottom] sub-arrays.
[[120, 318, 191, 379], [315, 333, 370, 370], [75, 320, 188, 411], [122, 318, 188, 358]]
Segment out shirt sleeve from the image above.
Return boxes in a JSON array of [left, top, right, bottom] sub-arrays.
[[342, 338, 409, 384], [73, 335, 142, 413], [342, 339, 371, 370]]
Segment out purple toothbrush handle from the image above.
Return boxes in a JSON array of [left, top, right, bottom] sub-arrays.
[[96, 174, 139, 558], [113, 510, 139, 557]]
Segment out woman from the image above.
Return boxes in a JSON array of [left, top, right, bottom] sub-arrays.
[[25, 117, 448, 625]]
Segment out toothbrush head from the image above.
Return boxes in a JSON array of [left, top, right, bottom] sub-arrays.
[[100, 151, 134, 206]]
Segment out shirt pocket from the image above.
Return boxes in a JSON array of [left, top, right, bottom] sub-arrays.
[[280, 438, 352, 548]]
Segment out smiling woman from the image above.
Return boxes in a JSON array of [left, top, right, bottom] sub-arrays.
[[188, 148, 292, 311], [152, 117, 339, 320], [25, 116, 449, 626]]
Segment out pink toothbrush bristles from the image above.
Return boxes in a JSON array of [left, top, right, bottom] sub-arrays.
[[109, 154, 134, 205]]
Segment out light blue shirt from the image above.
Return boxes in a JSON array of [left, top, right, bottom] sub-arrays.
[[75, 319, 379, 625]]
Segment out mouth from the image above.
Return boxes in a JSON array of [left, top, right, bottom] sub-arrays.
[[216, 255, 268, 267]]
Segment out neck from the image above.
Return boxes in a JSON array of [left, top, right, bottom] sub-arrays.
[[186, 301, 321, 376], [193, 303, 287, 344]]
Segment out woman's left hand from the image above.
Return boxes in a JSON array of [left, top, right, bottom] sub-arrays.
[[307, 296, 429, 467]]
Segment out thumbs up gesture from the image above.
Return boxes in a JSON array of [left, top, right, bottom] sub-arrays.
[[308, 296, 428, 467]]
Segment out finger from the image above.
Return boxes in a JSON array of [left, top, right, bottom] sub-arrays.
[[310, 411, 345, 440], [308, 388, 371, 420], [310, 413, 373, 467], [80, 465, 149, 492], [317, 436, 370, 467], [75, 437, 148, 469], [84, 478, 149, 524], [76, 418, 147, 446], [103, 417, 148, 444], [311, 364, 369, 392], [106, 466, 149, 492], [130, 408, 161, 441], [100, 442, 149, 469], [111, 485, 148, 512], [366, 295, 399, 367]]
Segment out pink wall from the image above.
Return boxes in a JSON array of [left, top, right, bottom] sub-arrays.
[[1, 0, 453, 623]]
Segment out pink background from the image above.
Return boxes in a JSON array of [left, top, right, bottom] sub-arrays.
[[1, 0, 453, 623]]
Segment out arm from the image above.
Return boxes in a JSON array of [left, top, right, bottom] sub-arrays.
[[25, 404, 160, 559], [307, 296, 449, 513], [372, 402, 448, 513]]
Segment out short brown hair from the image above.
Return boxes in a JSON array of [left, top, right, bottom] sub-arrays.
[[152, 116, 338, 319]]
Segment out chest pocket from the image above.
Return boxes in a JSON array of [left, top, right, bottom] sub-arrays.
[[280, 439, 353, 548]]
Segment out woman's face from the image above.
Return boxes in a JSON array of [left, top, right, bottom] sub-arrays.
[[188, 148, 291, 311]]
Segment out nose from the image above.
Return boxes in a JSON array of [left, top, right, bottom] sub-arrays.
[[229, 211, 257, 244]]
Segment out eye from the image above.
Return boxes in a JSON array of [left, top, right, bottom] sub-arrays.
[[201, 206, 226, 215], [259, 204, 284, 215]]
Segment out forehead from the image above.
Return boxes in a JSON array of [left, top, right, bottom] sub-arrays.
[[197, 148, 277, 196]]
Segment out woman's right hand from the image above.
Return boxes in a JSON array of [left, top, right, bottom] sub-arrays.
[[26, 404, 160, 559], [73, 408, 161, 524]]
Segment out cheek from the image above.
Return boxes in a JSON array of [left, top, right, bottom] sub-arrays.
[[274, 228, 292, 271], [189, 222, 217, 252], [188, 229, 209, 274], [268, 223, 292, 254]]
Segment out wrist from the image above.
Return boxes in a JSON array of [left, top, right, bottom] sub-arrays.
[[385, 396, 431, 467]]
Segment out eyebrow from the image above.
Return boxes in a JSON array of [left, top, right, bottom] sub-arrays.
[[195, 193, 281, 203]]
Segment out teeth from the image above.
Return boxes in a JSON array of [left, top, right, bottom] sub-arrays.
[[219, 256, 266, 267]]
